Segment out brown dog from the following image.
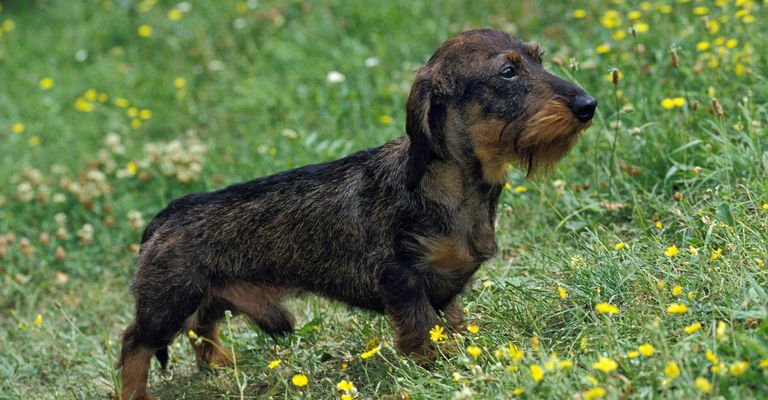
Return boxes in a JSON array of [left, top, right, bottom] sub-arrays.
[[117, 29, 595, 399]]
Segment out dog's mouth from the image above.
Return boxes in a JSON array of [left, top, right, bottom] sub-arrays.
[[500, 100, 592, 175]]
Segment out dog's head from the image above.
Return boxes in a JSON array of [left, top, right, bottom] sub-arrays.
[[405, 29, 596, 189]]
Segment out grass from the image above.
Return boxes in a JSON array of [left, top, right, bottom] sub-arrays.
[[1, 0, 767, 398]]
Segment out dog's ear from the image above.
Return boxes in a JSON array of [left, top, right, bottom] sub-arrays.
[[405, 66, 450, 191]]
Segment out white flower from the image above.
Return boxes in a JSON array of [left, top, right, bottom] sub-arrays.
[[326, 70, 346, 83], [364, 57, 380, 68]]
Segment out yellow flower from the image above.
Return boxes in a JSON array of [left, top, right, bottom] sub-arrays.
[[661, 98, 675, 110], [671, 97, 685, 107], [601, 10, 621, 28], [710, 248, 722, 260], [628, 10, 641, 20], [39, 77, 54, 90], [583, 387, 606, 400], [360, 344, 381, 359], [530, 364, 544, 382], [75, 97, 94, 112], [558, 360, 574, 369], [657, 280, 666, 289], [267, 360, 281, 369], [730, 361, 748, 377], [706, 350, 718, 363], [614, 242, 625, 251], [173, 77, 187, 89], [595, 302, 619, 315], [508, 343, 524, 362], [627, 351, 639, 359], [635, 22, 649, 33], [726, 39, 738, 49], [514, 186, 527, 193], [11, 122, 25, 134], [467, 324, 479, 334], [593, 357, 618, 373], [717, 321, 727, 339], [613, 30, 626, 41], [684, 322, 702, 334], [127, 107, 139, 117], [187, 329, 198, 339], [28, 135, 41, 146], [655, 221, 663, 229], [341, 395, 352, 400], [664, 245, 679, 257], [466, 345, 482, 359], [98, 93, 109, 103], [758, 359, 768, 369], [558, 286, 567, 299], [531, 336, 539, 350], [572, 9, 586, 19], [665, 361, 680, 379], [697, 41, 711, 51], [596, 44, 611, 54], [693, 6, 709, 15], [504, 182, 512, 190], [638, 344, 654, 357], [429, 325, 445, 342], [513, 387, 524, 396], [139, 109, 153, 120], [761, 203, 768, 211], [695, 377, 712, 393], [167, 8, 183, 21], [671, 285, 682, 296], [34, 314, 42, 327], [689, 246, 699, 256], [2, 19, 15, 32], [131, 119, 142, 129], [336, 379, 355, 392], [126, 161, 139, 176], [137, 24, 153, 38], [115, 97, 130, 108], [291, 373, 308, 387], [666, 303, 688, 314]]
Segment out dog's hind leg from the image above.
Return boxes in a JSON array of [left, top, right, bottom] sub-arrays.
[[212, 282, 295, 337], [118, 264, 206, 400], [187, 297, 234, 368]]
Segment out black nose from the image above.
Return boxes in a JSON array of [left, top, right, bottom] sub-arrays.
[[572, 95, 597, 123]]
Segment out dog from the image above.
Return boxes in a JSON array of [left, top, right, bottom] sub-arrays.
[[117, 28, 596, 399]]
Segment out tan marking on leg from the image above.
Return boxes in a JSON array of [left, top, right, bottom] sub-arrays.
[[120, 346, 154, 400], [211, 282, 290, 320]]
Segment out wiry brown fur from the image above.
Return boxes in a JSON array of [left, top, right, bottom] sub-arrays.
[[116, 29, 595, 399]]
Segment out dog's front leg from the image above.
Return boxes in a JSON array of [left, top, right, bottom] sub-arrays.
[[378, 264, 440, 356]]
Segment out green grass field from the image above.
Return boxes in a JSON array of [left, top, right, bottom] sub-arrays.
[[1, 0, 767, 398]]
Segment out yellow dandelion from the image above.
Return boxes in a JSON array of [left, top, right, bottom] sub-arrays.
[[693, 6, 709, 15], [513, 387, 524, 396], [758, 359, 768, 369], [730, 361, 748, 377], [671, 97, 686, 107], [638, 344, 654, 357], [572, 9, 586, 19], [583, 387, 606, 400], [706, 350, 718, 363], [508, 343, 524, 362], [167, 8, 183, 21], [628, 10, 641, 20], [187, 329, 198, 339], [2, 19, 15, 32], [627, 351, 639, 359], [613, 30, 626, 41], [137, 24, 153, 38], [379, 115, 394, 125], [11, 122, 25, 134], [467, 324, 479, 334], [664, 245, 679, 257], [655, 221, 663, 229], [666, 303, 688, 314], [689, 246, 699, 256], [127, 107, 139, 117], [665, 361, 680, 379], [115, 97, 130, 108], [84, 88, 98, 101], [514, 186, 527, 193], [530, 364, 544, 382], [34, 314, 42, 327], [695, 377, 712, 393], [595, 302, 619, 315], [558, 286, 567, 299], [39, 77, 54, 90], [98, 93, 109, 103], [710, 248, 722, 260], [697, 41, 711, 52], [360, 344, 381, 359], [684, 322, 702, 334], [593, 357, 618, 373], [657, 280, 666, 289], [635, 22, 649, 33], [531, 336, 539, 350], [596, 44, 611, 54], [75, 97, 94, 112], [466, 345, 482, 359], [267, 360, 281, 369], [671, 285, 682, 296], [726, 39, 738, 49], [558, 360, 574, 369], [341, 394, 352, 400], [430, 325, 445, 343], [291, 373, 308, 387], [614, 242, 625, 251], [131, 119, 142, 129], [661, 98, 675, 110], [139, 109, 153, 120], [336, 379, 355, 392]]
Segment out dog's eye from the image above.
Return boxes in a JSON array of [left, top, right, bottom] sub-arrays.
[[499, 66, 517, 80]]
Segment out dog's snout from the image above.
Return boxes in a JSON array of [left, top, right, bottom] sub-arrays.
[[572, 95, 597, 123]]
